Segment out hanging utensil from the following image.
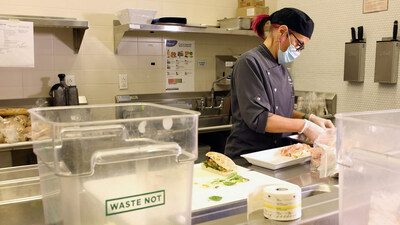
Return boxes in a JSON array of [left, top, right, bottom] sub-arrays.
[[392, 20, 398, 41]]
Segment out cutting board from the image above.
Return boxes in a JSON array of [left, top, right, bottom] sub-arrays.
[[191, 163, 294, 211]]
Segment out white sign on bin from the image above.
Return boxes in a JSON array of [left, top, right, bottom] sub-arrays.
[[106, 190, 165, 216]]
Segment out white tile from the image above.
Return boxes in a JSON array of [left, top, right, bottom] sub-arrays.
[[33, 28, 54, 40], [138, 42, 162, 55], [83, 26, 114, 42], [117, 41, 138, 55], [137, 34, 163, 43], [34, 38, 53, 55], [79, 40, 114, 55], [0, 72, 23, 87], [120, 33, 138, 42], [53, 36, 75, 55], [32, 55, 54, 70], [78, 71, 119, 84], [0, 87, 24, 99], [116, 55, 138, 69], [22, 70, 56, 87], [23, 86, 51, 98], [53, 55, 79, 70], [138, 56, 163, 69], [78, 84, 117, 99]]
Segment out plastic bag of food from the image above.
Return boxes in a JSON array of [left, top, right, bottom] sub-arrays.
[[311, 128, 337, 178], [0, 118, 26, 143]]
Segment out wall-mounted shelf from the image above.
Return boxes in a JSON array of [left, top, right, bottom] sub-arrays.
[[0, 15, 89, 53], [113, 21, 257, 53]]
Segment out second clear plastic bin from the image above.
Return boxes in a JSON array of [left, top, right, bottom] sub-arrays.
[[29, 103, 200, 225], [336, 109, 400, 225]]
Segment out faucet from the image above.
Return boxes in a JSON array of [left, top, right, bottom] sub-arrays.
[[208, 74, 231, 108]]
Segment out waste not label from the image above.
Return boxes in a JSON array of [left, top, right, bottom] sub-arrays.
[[106, 190, 165, 216]]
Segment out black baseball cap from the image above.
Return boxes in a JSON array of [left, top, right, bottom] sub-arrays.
[[270, 8, 314, 39]]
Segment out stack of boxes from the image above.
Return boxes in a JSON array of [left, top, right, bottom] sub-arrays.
[[236, 0, 269, 18]]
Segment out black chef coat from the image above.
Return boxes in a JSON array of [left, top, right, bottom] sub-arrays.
[[224, 44, 295, 158]]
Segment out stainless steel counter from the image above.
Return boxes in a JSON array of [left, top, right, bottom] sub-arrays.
[[0, 158, 338, 225]]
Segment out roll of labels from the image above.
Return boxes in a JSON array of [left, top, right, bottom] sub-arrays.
[[263, 184, 302, 221]]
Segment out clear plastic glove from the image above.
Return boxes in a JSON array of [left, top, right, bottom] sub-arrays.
[[299, 119, 324, 142], [309, 114, 334, 129]]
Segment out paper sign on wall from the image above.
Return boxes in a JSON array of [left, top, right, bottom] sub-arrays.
[[0, 20, 34, 67], [165, 40, 195, 92], [363, 0, 388, 13]]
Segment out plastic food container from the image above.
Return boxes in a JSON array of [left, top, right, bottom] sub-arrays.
[[29, 103, 199, 225], [336, 109, 400, 225], [117, 8, 157, 25]]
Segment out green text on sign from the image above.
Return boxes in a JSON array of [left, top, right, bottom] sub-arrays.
[[106, 190, 165, 216]]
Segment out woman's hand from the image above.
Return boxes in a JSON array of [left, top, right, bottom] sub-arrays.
[[300, 120, 324, 142], [309, 114, 334, 129]]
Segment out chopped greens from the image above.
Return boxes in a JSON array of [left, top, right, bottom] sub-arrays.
[[210, 172, 249, 186], [209, 196, 223, 201]]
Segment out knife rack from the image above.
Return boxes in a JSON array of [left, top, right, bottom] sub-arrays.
[[344, 42, 366, 82]]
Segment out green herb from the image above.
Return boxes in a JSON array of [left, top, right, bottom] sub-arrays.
[[209, 172, 249, 187], [209, 196, 223, 201], [211, 178, 224, 184], [223, 181, 236, 186], [202, 161, 220, 171]]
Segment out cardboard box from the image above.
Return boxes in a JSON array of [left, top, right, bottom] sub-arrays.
[[236, 6, 269, 18], [238, 0, 265, 8]]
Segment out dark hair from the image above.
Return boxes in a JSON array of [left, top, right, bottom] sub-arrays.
[[251, 8, 314, 40]]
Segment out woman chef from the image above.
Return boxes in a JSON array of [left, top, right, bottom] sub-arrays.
[[224, 8, 334, 159]]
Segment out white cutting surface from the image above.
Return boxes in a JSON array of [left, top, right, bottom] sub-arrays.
[[191, 163, 295, 211]]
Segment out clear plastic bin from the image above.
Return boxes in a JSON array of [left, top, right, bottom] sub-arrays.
[[29, 103, 200, 225], [336, 109, 400, 225]]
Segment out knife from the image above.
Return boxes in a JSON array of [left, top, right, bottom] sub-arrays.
[[351, 27, 356, 43], [357, 26, 364, 42], [393, 20, 398, 41]]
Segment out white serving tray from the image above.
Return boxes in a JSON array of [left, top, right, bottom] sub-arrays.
[[241, 147, 311, 170]]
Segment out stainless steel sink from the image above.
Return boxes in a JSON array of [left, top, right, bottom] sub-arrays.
[[198, 115, 231, 128], [301, 183, 337, 199]]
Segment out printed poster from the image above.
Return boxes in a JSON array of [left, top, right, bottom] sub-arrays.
[[165, 40, 194, 92], [0, 20, 34, 67]]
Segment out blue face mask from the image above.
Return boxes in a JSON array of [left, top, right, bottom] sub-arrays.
[[278, 33, 300, 64]]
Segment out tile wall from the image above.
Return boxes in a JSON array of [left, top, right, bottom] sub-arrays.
[[278, 0, 400, 113], [0, 0, 262, 104]]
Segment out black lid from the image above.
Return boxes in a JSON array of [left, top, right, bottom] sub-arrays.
[[58, 74, 66, 81], [269, 8, 314, 38]]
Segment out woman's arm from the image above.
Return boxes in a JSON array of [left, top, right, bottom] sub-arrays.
[[292, 110, 309, 120], [265, 113, 305, 133]]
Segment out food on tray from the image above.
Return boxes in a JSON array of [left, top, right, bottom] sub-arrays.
[[0, 108, 29, 116], [201, 151, 237, 176], [280, 143, 313, 158], [208, 196, 222, 201], [0, 108, 32, 144]]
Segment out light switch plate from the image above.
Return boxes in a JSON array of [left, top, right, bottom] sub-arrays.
[[65, 75, 76, 86], [119, 74, 128, 89]]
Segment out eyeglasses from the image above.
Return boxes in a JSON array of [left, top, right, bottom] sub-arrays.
[[289, 31, 304, 51]]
